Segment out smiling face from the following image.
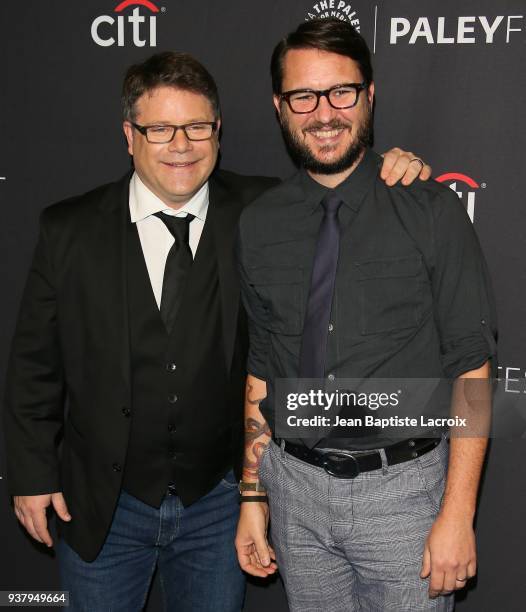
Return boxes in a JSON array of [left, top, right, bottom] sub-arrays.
[[274, 48, 374, 187], [123, 86, 220, 209]]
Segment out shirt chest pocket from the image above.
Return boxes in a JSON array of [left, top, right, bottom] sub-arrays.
[[249, 266, 304, 335], [356, 255, 424, 335]]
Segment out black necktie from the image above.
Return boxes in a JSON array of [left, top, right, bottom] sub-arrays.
[[154, 212, 195, 333], [298, 193, 342, 446]]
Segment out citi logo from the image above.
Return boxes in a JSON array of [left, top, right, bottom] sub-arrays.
[[91, 0, 162, 48], [390, 15, 524, 45], [436, 173, 484, 223]]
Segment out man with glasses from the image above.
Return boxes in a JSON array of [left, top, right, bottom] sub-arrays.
[[4, 50, 430, 610], [236, 19, 496, 611]]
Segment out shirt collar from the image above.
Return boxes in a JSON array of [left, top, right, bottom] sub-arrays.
[[299, 147, 382, 213], [129, 171, 209, 223]]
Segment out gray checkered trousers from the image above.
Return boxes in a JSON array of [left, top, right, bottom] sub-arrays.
[[259, 437, 454, 612]]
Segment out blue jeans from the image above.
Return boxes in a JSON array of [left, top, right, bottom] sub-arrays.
[[57, 471, 245, 611]]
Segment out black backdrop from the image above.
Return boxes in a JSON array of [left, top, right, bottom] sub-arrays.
[[1, 1, 525, 610]]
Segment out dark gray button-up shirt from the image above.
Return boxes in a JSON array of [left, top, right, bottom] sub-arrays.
[[237, 148, 497, 449]]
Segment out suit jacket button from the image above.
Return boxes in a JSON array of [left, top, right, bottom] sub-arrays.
[[112, 463, 122, 472], [166, 363, 177, 372], [168, 394, 178, 403], [121, 407, 131, 417]]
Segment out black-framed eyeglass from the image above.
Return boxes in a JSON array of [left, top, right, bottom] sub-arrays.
[[131, 121, 218, 143], [280, 82, 367, 114]]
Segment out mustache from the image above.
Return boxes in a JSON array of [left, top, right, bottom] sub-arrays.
[[303, 120, 352, 133]]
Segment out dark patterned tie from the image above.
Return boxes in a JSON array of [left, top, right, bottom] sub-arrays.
[[298, 193, 342, 447], [154, 212, 195, 333]]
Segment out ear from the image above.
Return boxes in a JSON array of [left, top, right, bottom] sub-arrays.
[[215, 117, 222, 147], [367, 82, 375, 108], [123, 121, 134, 156], [273, 95, 282, 117]]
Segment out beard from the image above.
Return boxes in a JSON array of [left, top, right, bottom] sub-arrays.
[[280, 107, 373, 175]]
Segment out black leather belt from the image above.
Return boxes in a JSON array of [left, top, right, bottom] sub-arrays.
[[278, 437, 442, 479]]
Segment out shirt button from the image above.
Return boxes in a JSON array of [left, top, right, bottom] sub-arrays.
[[168, 424, 176, 433], [481, 319, 486, 325], [328, 323, 334, 332], [112, 463, 122, 472], [121, 407, 131, 417], [166, 363, 177, 372], [168, 394, 178, 403], [327, 373, 335, 381]]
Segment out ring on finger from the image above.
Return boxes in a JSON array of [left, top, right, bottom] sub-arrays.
[[410, 157, 424, 170]]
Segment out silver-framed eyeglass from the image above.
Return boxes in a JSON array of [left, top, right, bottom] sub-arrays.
[[131, 121, 218, 143], [280, 82, 367, 114]]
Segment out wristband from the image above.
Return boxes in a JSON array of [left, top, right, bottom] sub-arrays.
[[239, 494, 268, 503], [238, 480, 266, 494]]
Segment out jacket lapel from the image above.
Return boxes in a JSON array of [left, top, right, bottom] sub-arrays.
[[96, 172, 133, 399], [207, 174, 242, 375]]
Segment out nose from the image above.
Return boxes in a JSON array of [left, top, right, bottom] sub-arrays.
[[313, 93, 337, 124], [168, 127, 192, 154]]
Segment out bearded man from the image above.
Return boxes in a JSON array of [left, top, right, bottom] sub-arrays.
[[236, 18, 496, 612]]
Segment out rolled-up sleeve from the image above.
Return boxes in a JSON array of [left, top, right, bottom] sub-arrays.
[[235, 227, 271, 381], [431, 188, 498, 378]]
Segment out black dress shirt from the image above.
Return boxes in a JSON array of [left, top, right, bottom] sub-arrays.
[[237, 148, 497, 450]]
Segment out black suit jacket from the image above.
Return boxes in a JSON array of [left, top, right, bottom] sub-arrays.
[[3, 168, 278, 561]]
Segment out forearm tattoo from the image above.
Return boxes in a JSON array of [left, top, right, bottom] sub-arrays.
[[246, 382, 265, 406], [243, 384, 271, 479]]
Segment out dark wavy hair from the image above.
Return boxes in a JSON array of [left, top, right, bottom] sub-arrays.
[[271, 18, 373, 94]]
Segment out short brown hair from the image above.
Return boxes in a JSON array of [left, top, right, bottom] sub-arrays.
[[122, 51, 220, 121], [271, 18, 373, 95]]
